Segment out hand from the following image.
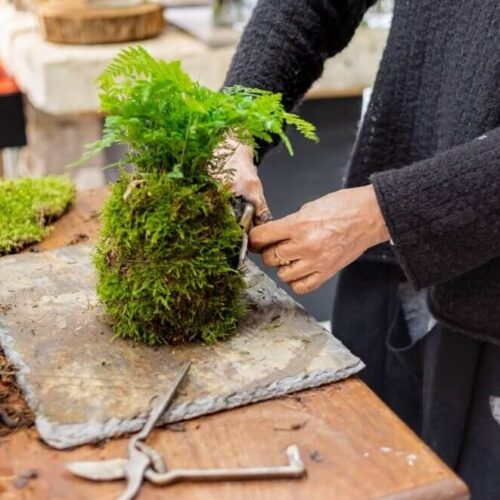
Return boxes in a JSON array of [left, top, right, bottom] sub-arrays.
[[249, 185, 390, 294], [216, 138, 272, 225]]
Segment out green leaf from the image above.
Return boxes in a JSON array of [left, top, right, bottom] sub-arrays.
[[70, 47, 317, 180]]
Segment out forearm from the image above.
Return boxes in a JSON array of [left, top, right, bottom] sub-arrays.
[[225, 0, 375, 111], [371, 128, 500, 289]]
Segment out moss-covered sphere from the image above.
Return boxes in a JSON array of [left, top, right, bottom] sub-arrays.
[[94, 172, 245, 345]]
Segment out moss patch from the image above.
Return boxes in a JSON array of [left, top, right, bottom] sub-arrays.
[[0, 176, 75, 255]]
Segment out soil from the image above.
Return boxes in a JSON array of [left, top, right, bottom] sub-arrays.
[[0, 304, 12, 315], [69, 232, 89, 245], [0, 346, 34, 437]]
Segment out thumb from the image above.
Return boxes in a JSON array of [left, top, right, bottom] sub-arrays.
[[253, 193, 273, 226], [243, 182, 272, 226]]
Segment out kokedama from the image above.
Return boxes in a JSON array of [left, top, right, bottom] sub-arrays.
[[80, 46, 316, 345]]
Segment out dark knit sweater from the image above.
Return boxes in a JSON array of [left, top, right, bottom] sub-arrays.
[[225, 0, 500, 343]]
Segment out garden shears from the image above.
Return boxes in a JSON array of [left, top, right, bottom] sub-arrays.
[[66, 361, 306, 500], [235, 196, 255, 267], [67, 362, 191, 500]]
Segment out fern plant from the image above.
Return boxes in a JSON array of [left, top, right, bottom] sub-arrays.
[[83, 47, 317, 345]]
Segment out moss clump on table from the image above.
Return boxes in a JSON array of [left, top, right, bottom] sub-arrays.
[[0, 176, 75, 255], [79, 46, 316, 345]]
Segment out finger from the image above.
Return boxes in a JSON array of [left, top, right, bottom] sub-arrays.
[[277, 259, 312, 283], [251, 191, 273, 226], [255, 207, 273, 226], [234, 177, 272, 226], [261, 241, 301, 267], [233, 173, 260, 201], [289, 273, 322, 295], [249, 216, 295, 251]]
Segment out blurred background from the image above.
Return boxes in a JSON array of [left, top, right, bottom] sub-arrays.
[[0, 0, 393, 323]]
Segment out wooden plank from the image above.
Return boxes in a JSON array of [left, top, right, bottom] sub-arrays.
[[24, 187, 104, 252], [0, 189, 469, 499], [38, 2, 165, 45], [0, 380, 468, 499]]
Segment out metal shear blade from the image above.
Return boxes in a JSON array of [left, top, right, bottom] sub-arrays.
[[67, 458, 128, 482], [238, 200, 255, 267], [67, 442, 165, 481], [66, 361, 307, 498]]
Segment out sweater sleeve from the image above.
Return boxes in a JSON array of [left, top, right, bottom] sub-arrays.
[[224, 0, 376, 111], [371, 128, 500, 290]]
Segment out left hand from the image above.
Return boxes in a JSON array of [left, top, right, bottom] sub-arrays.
[[249, 185, 390, 294]]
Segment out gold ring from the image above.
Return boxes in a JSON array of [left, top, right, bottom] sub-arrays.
[[274, 244, 290, 267], [256, 209, 273, 225]]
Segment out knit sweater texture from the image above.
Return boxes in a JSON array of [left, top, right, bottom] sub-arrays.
[[225, 0, 500, 343]]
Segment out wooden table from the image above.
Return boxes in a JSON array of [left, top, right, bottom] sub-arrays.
[[0, 189, 469, 500]]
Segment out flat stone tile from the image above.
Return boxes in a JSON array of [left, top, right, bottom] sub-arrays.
[[0, 244, 363, 449]]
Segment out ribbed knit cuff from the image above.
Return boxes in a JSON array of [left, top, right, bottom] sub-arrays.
[[370, 174, 423, 289], [370, 128, 500, 290]]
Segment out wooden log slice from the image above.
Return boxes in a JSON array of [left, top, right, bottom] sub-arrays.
[[37, 3, 166, 45]]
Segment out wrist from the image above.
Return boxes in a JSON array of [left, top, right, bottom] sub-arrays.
[[361, 184, 390, 246]]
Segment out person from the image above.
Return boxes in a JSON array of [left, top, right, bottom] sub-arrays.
[[222, 1, 500, 497]]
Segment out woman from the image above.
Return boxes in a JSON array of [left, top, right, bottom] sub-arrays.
[[223, 1, 500, 497]]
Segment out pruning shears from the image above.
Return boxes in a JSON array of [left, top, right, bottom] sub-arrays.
[[66, 360, 306, 499], [234, 196, 255, 268], [67, 362, 191, 500]]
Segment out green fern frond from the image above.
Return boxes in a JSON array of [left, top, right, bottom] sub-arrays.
[[75, 47, 316, 180], [284, 112, 319, 142]]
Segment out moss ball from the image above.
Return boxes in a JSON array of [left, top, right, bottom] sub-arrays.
[[94, 171, 246, 345]]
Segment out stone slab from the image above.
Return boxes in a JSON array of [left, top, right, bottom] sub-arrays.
[[0, 244, 363, 449]]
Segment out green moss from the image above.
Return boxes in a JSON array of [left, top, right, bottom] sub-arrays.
[[0, 176, 75, 255], [77, 47, 317, 345], [95, 172, 245, 345]]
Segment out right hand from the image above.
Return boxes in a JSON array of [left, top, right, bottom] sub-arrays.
[[220, 140, 272, 225]]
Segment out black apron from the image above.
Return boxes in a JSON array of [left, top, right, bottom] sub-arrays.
[[332, 260, 500, 499]]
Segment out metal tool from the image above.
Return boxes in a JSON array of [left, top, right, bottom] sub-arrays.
[[141, 444, 305, 485], [67, 361, 191, 500], [67, 360, 306, 498], [69, 445, 305, 487], [236, 197, 255, 267], [120, 361, 190, 500]]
